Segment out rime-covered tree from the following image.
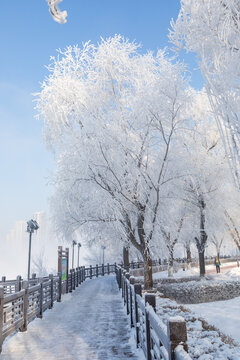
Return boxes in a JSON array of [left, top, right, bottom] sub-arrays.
[[180, 91, 233, 276], [160, 208, 185, 277], [37, 36, 191, 289], [170, 0, 240, 188]]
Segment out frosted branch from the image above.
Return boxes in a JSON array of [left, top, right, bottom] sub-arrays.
[[47, 0, 67, 24]]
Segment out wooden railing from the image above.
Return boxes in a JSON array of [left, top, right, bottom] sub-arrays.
[[129, 259, 166, 269], [128, 256, 239, 271], [0, 263, 116, 352], [116, 266, 192, 360]]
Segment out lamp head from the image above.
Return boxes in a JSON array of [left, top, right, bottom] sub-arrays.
[[26, 219, 39, 233]]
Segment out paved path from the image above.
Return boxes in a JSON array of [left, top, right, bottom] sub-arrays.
[[1, 276, 141, 360], [206, 263, 239, 274]]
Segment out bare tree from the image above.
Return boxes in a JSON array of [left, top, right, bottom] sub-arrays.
[[32, 250, 48, 277], [225, 210, 240, 251], [211, 234, 224, 259]]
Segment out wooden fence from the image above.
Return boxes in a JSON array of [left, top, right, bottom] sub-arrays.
[[128, 256, 239, 271], [116, 266, 192, 360], [0, 263, 116, 352], [1, 263, 194, 358]]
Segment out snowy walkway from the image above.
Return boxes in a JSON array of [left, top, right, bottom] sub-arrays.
[[1, 276, 141, 360]]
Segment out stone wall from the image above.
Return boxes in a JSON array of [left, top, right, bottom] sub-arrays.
[[157, 279, 240, 304]]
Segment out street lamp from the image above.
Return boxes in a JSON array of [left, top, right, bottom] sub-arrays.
[[77, 243, 81, 268], [72, 240, 77, 269], [101, 245, 106, 264], [26, 219, 39, 280]]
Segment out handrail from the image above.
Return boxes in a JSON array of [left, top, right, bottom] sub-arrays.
[[0, 263, 117, 353], [116, 265, 191, 360]]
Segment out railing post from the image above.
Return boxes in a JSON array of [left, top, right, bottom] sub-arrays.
[[83, 266, 86, 281], [102, 264, 104, 276], [168, 317, 188, 359], [121, 270, 125, 298], [96, 265, 98, 278], [76, 267, 78, 287], [49, 274, 54, 309], [66, 270, 69, 294], [107, 263, 110, 275], [0, 286, 4, 353], [73, 269, 76, 291], [134, 284, 142, 347], [69, 270, 72, 293], [145, 294, 156, 360], [16, 275, 22, 292], [130, 277, 135, 327], [80, 267, 82, 284], [73, 269, 75, 288], [57, 272, 62, 302], [38, 278, 43, 319], [125, 273, 130, 315], [118, 268, 122, 289], [122, 272, 125, 299], [90, 265, 92, 279], [21, 280, 29, 332]]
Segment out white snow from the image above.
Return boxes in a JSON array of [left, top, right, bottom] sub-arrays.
[[1, 276, 144, 360], [187, 297, 240, 344], [169, 315, 185, 322], [137, 262, 240, 281], [156, 295, 240, 360]]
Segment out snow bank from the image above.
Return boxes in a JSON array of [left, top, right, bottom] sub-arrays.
[[156, 296, 240, 360]]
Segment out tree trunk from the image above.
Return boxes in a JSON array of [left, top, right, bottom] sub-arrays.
[[198, 249, 205, 277], [186, 244, 192, 269], [143, 249, 153, 289], [168, 246, 174, 277], [195, 197, 207, 277]]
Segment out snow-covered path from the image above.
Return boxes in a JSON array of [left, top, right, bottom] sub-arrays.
[[1, 276, 141, 360]]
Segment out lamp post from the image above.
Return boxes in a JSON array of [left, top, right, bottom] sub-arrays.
[[77, 242, 81, 267], [26, 219, 39, 280], [72, 240, 77, 269], [101, 245, 106, 264]]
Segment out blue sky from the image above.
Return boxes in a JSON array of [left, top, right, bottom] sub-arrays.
[[0, 0, 203, 238]]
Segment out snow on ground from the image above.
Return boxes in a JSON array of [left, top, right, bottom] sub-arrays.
[[146, 262, 240, 281], [187, 297, 240, 344], [1, 276, 144, 360], [156, 296, 240, 360], [137, 263, 240, 359]]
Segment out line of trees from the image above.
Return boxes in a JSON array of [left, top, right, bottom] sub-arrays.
[[37, 32, 240, 288]]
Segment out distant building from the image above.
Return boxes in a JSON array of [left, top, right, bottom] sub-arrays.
[[3, 212, 60, 278]]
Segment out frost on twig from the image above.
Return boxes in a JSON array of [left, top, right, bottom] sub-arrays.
[[47, 0, 67, 24]]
